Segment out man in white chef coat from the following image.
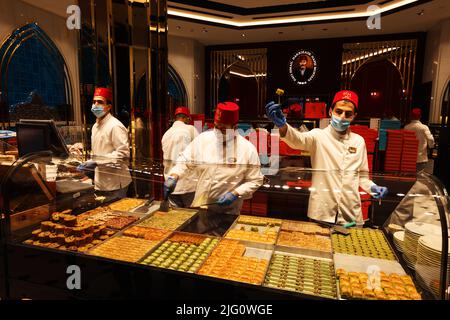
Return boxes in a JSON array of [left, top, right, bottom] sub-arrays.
[[266, 90, 388, 225], [77, 87, 131, 199], [164, 102, 264, 217], [404, 108, 435, 173], [162, 106, 199, 208]]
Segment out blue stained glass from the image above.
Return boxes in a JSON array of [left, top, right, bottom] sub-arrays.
[[0, 23, 70, 118]]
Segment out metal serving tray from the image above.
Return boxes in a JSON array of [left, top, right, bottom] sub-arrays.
[[223, 218, 280, 246], [137, 231, 221, 273], [262, 247, 338, 299], [135, 207, 199, 231]]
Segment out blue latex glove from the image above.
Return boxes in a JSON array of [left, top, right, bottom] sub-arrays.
[[76, 160, 97, 180], [265, 101, 287, 127], [217, 192, 238, 206], [163, 176, 177, 199], [371, 185, 388, 199]]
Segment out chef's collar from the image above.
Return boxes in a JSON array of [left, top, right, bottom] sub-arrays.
[[97, 112, 112, 125], [327, 124, 351, 140], [173, 120, 186, 127]]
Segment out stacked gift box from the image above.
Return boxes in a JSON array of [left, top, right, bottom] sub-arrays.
[[350, 125, 378, 172], [350, 125, 378, 154], [384, 130, 418, 172], [379, 119, 401, 151], [241, 192, 268, 216], [401, 130, 419, 172], [385, 130, 404, 171]]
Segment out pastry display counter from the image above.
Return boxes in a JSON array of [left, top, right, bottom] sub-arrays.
[[0, 155, 449, 300]]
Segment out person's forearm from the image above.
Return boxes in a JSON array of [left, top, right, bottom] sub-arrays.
[[278, 124, 288, 137]]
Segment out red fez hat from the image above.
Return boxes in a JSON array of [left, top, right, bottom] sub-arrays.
[[411, 108, 421, 120], [174, 106, 190, 117], [94, 87, 113, 103], [332, 90, 359, 109], [214, 102, 239, 125]]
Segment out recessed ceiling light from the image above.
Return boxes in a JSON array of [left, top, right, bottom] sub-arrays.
[[417, 10, 424, 16], [241, 33, 246, 37], [278, 31, 284, 35], [176, 26, 181, 30], [202, 28, 208, 33]]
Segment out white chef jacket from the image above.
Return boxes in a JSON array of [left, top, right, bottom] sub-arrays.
[[162, 120, 199, 194], [169, 129, 264, 215], [91, 113, 132, 191], [404, 120, 435, 163], [281, 124, 376, 224]]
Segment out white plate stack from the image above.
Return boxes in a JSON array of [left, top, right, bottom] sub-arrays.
[[393, 231, 405, 252], [415, 235, 450, 298], [403, 222, 441, 270]]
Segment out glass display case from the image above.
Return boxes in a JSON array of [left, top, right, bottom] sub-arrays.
[[0, 153, 449, 300]]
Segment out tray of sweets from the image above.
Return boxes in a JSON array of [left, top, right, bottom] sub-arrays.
[[263, 249, 337, 299], [197, 239, 272, 285], [281, 220, 330, 236], [106, 198, 147, 213], [137, 208, 198, 231], [276, 230, 332, 258], [140, 232, 220, 273], [22, 209, 118, 253], [224, 219, 280, 245], [335, 262, 421, 300], [88, 235, 159, 263]]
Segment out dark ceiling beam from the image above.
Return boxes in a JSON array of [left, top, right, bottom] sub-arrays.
[[168, 0, 433, 30], [169, 0, 373, 16]]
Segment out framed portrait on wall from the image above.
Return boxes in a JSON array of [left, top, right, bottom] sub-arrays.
[[289, 50, 318, 85]]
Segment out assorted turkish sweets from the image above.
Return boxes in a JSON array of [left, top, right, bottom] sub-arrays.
[[107, 198, 146, 212], [336, 269, 421, 300], [197, 239, 269, 285], [123, 226, 171, 241], [138, 210, 196, 230], [141, 234, 219, 272], [264, 254, 337, 299], [277, 231, 332, 252], [23, 209, 116, 252], [237, 215, 282, 227], [332, 229, 396, 260], [77, 206, 119, 223], [225, 227, 278, 244], [281, 221, 330, 236], [104, 215, 138, 230], [225, 215, 281, 244], [23, 207, 422, 300], [89, 236, 159, 262]]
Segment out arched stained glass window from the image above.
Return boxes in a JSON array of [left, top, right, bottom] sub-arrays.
[[0, 23, 72, 123], [168, 64, 187, 107]]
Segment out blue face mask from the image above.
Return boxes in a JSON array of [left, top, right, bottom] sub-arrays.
[[331, 114, 351, 132], [91, 104, 106, 118]]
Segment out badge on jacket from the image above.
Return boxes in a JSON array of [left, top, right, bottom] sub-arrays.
[[348, 147, 357, 154]]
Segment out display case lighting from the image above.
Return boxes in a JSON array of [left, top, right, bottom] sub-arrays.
[[274, 185, 281, 188], [282, 185, 289, 190], [295, 187, 302, 190]]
